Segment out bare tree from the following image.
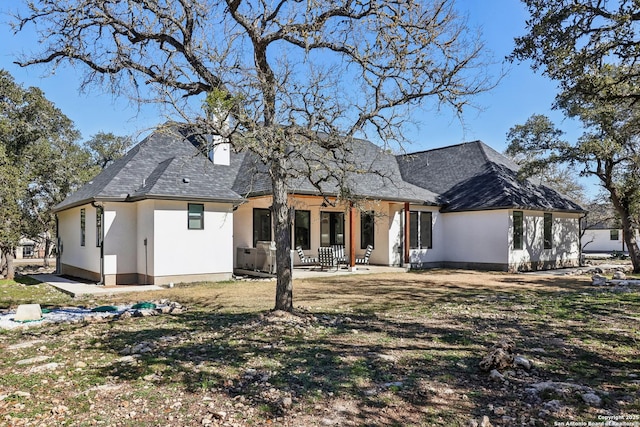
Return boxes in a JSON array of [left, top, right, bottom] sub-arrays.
[[14, 0, 495, 310]]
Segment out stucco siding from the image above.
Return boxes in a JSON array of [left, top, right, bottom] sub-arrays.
[[136, 200, 155, 281], [509, 210, 580, 271], [581, 229, 633, 253], [153, 200, 234, 277], [57, 204, 101, 276], [103, 203, 138, 276], [442, 210, 510, 265], [403, 205, 445, 267]]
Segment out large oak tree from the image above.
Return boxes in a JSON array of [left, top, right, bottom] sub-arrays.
[[512, 0, 640, 272], [0, 70, 90, 278], [14, 0, 495, 309]]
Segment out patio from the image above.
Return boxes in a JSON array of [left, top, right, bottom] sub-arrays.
[[235, 264, 408, 280]]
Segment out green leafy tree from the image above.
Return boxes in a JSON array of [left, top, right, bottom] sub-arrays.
[[505, 114, 586, 204], [14, 0, 496, 309], [0, 69, 86, 277], [506, 112, 640, 272], [85, 132, 133, 169], [511, 0, 640, 272]]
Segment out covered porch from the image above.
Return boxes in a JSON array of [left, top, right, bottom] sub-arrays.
[[233, 195, 420, 271]]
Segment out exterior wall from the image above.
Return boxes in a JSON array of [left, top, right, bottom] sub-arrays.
[[103, 202, 138, 285], [441, 210, 510, 270], [509, 210, 581, 271], [136, 200, 155, 283], [59, 199, 235, 285], [57, 204, 101, 281], [388, 204, 404, 266], [152, 200, 234, 284], [582, 229, 628, 253], [408, 206, 446, 268]]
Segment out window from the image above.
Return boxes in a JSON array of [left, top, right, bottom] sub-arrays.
[[513, 211, 523, 250], [409, 211, 432, 249], [188, 203, 204, 230], [361, 211, 375, 249], [294, 210, 311, 250], [320, 212, 344, 246], [544, 213, 552, 249], [253, 208, 272, 246], [610, 229, 619, 240], [96, 208, 102, 247], [80, 208, 86, 246]]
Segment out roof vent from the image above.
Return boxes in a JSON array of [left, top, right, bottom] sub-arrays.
[[183, 177, 190, 184]]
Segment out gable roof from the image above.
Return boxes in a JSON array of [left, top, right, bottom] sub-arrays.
[[396, 141, 585, 213], [53, 127, 244, 212]]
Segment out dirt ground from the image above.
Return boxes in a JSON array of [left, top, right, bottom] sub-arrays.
[[1, 268, 639, 426]]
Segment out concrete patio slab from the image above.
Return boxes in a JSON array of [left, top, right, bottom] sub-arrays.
[[30, 274, 165, 298]]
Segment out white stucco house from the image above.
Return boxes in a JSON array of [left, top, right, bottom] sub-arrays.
[[581, 223, 638, 254], [53, 125, 585, 285]]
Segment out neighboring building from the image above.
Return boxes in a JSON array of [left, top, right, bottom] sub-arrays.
[[53, 125, 585, 285], [581, 222, 638, 253]]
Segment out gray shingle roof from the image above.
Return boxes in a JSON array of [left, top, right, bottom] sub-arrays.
[[231, 137, 439, 204], [56, 129, 584, 214], [396, 141, 584, 213], [53, 126, 244, 211]]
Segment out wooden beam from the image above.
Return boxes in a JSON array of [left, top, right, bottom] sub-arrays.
[[404, 202, 410, 265], [349, 202, 356, 267]]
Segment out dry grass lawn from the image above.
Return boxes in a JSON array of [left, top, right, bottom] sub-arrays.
[[1, 269, 639, 427]]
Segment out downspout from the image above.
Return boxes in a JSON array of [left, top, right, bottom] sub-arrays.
[[55, 214, 61, 274], [92, 201, 104, 285]]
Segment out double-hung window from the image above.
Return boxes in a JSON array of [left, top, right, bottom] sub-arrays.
[[409, 211, 432, 249]]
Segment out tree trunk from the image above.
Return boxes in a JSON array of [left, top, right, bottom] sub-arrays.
[[610, 191, 640, 273], [3, 248, 15, 280], [621, 218, 640, 273], [271, 162, 293, 312], [43, 238, 51, 268]]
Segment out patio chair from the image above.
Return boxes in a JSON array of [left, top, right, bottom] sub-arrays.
[[355, 244, 373, 267], [331, 244, 348, 268], [296, 246, 318, 268], [318, 246, 337, 271]]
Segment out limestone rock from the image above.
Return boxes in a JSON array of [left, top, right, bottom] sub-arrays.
[[489, 369, 505, 382], [592, 274, 607, 286], [14, 304, 42, 322], [480, 347, 513, 371], [513, 355, 532, 370], [480, 415, 493, 427], [582, 392, 602, 407], [614, 271, 627, 280]]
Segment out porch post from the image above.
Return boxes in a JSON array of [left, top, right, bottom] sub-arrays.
[[404, 202, 410, 265], [349, 202, 356, 267]]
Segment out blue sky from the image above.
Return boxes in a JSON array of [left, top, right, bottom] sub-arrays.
[[0, 1, 588, 172]]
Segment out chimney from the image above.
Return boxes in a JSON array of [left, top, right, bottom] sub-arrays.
[[212, 134, 230, 166]]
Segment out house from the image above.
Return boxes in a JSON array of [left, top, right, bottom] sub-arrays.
[[581, 221, 638, 254], [53, 125, 585, 285]]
